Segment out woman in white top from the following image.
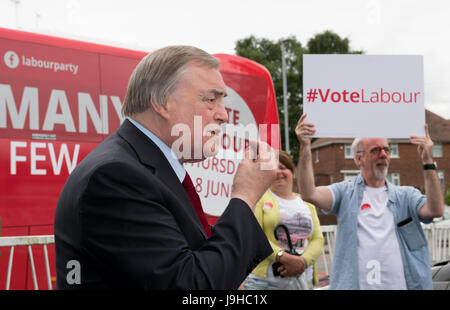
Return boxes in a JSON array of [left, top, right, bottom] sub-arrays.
[[243, 150, 324, 290]]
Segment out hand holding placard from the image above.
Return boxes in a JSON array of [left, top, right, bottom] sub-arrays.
[[410, 124, 434, 165], [295, 114, 315, 146]]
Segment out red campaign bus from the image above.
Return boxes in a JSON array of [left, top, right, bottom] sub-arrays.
[[0, 27, 279, 289]]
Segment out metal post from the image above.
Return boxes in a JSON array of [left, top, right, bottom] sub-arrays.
[[35, 11, 41, 29], [11, 0, 21, 28], [6, 246, 15, 290], [281, 41, 290, 154], [28, 245, 38, 290], [43, 245, 53, 290]]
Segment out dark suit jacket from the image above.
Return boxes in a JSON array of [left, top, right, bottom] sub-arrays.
[[54, 119, 272, 289]]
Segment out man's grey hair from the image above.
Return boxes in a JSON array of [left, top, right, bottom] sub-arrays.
[[351, 137, 391, 168], [351, 138, 365, 168], [122, 45, 220, 117]]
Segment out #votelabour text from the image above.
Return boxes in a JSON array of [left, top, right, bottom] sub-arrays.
[[306, 88, 421, 104]]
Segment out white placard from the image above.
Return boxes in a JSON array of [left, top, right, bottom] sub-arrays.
[[303, 55, 425, 138]]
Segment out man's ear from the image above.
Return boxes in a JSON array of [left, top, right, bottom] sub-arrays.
[[151, 99, 170, 120], [354, 154, 361, 169]]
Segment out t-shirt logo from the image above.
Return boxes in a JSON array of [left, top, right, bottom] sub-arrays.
[[361, 203, 371, 212], [263, 203, 273, 210]]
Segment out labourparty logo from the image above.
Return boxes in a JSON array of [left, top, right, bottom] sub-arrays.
[[361, 203, 371, 212], [4, 51, 20, 69], [263, 203, 273, 210]]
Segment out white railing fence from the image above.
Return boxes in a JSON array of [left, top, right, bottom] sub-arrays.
[[319, 225, 337, 277], [0, 235, 54, 290], [422, 221, 450, 263]]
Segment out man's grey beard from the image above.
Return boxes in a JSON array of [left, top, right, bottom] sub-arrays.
[[374, 166, 388, 180]]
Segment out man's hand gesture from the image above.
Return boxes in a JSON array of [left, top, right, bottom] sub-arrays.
[[410, 124, 434, 164]]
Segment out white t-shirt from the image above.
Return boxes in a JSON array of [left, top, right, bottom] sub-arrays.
[[271, 190, 314, 286], [244, 191, 315, 289], [357, 186, 407, 290]]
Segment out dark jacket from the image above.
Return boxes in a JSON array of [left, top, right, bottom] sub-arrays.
[[54, 119, 272, 289]]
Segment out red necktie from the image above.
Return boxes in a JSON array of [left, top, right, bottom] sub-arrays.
[[182, 173, 212, 237]]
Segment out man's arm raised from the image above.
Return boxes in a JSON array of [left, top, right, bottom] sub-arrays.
[[411, 125, 444, 219], [295, 114, 334, 212]]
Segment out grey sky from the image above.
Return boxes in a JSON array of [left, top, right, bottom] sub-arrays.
[[1, 0, 449, 119]]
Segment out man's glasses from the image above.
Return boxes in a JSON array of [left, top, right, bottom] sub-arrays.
[[357, 146, 391, 156]]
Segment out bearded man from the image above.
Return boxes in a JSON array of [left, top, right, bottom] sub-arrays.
[[295, 114, 444, 290]]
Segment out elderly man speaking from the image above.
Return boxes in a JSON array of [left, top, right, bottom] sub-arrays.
[[54, 46, 278, 290]]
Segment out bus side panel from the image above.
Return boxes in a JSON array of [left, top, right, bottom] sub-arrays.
[[0, 37, 103, 143], [98, 54, 144, 132], [0, 139, 98, 228], [0, 33, 146, 289]]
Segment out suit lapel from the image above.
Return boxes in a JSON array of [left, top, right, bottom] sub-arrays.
[[117, 120, 207, 239]]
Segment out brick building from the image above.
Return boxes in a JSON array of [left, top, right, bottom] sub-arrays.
[[308, 110, 450, 225]]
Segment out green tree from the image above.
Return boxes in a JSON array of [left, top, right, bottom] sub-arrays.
[[307, 30, 360, 54], [235, 30, 362, 162]]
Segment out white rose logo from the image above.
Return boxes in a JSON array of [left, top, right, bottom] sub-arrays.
[[4, 51, 20, 69]]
